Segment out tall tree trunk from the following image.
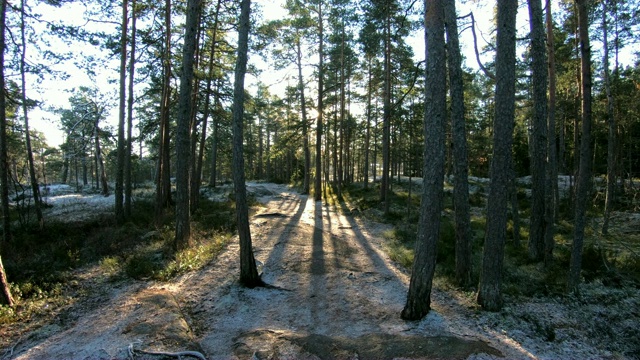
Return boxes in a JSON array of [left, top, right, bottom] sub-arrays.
[[199, 0, 222, 192], [401, 0, 446, 321], [314, 1, 324, 202], [257, 116, 264, 179], [527, 0, 548, 261], [174, 0, 201, 251], [265, 117, 271, 180], [209, 80, 220, 187], [380, 5, 392, 215], [509, 165, 521, 246], [82, 156, 88, 186], [0, 0, 15, 307], [568, 0, 593, 293], [363, 57, 373, 189], [115, 0, 128, 224], [477, 0, 518, 311], [95, 121, 109, 196], [233, 0, 263, 287], [444, 0, 472, 287], [601, 0, 616, 235], [337, 22, 346, 198], [125, 0, 137, 218], [155, 0, 172, 226], [296, 39, 311, 195], [20, 0, 43, 229], [188, 22, 203, 210], [544, 0, 558, 265]]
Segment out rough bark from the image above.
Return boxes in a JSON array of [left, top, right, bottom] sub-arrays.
[[477, 0, 518, 312], [155, 0, 172, 226], [115, 0, 128, 224], [233, 0, 263, 287], [188, 23, 203, 211], [527, 0, 548, 262], [444, 0, 472, 287], [401, 0, 446, 321], [568, 0, 593, 293], [0, 256, 13, 306], [174, 0, 201, 251], [544, 0, 557, 265]]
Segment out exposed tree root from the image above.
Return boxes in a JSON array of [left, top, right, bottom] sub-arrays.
[[128, 343, 206, 360]]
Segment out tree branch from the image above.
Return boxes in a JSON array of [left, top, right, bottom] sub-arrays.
[[460, 12, 495, 80]]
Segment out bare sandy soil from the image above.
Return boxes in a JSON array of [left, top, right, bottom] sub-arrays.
[[2, 183, 638, 359]]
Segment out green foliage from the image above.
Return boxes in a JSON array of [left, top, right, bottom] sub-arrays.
[[3, 197, 236, 304], [382, 227, 415, 269], [155, 233, 229, 280]]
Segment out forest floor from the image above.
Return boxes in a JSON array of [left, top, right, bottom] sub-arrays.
[[2, 182, 639, 359]]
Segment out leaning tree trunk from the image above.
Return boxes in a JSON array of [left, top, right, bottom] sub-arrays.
[[527, 0, 548, 262], [401, 0, 446, 321], [568, 0, 593, 293], [477, 0, 518, 312], [174, 0, 201, 251], [20, 0, 43, 229], [233, 0, 263, 287], [0, 256, 13, 306], [444, 0, 472, 288]]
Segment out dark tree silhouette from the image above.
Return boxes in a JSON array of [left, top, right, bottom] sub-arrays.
[[477, 0, 518, 311], [401, 0, 446, 321], [568, 0, 593, 293], [174, 0, 202, 251], [233, 0, 264, 287]]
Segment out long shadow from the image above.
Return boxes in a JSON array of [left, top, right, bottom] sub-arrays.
[[262, 194, 308, 274], [333, 195, 403, 284], [312, 201, 326, 276], [322, 203, 346, 271], [308, 199, 327, 331]]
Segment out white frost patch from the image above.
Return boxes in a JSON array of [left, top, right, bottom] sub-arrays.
[[43, 193, 115, 222]]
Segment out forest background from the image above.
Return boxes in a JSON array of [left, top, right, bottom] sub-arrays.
[[0, 0, 639, 357]]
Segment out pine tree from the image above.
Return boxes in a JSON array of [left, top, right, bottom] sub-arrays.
[[233, 0, 263, 287], [401, 0, 446, 320], [174, 0, 202, 251], [477, 0, 518, 311]]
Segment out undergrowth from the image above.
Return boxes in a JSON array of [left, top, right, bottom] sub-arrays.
[[340, 179, 640, 296], [0, 196, 236, 326]]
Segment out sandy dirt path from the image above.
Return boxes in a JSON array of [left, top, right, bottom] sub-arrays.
[[10, 183, 537, 359]]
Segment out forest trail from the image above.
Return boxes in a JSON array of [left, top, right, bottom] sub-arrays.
[[11, 183, 535, 359]]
